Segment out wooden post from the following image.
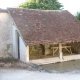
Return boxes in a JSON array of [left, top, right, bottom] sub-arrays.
[[26, 45, 29, 62], [58, 43, 63, 59]]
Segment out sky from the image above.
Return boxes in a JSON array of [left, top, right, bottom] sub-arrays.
[[0, 0, 25, 8], [0, 0, 80, 15], [59, 0, 80, 15]]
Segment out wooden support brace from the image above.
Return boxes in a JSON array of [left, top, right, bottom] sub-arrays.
[[62, 46, 72, 54], [26, 45, 29, 62], [52, 48, 58, 56], [58, 43, 63, 59]]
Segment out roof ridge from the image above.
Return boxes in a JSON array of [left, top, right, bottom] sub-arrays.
[[7, 7, 67, 12]]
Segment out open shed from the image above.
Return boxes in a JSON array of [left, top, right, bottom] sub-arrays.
[[7, 8, 80, 65]]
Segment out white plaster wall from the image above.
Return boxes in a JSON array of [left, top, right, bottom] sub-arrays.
[[19, 36, 27, 62], [12, 26, 18, 58], [13, 25, 27, 62], [0, 12, 13, 58]]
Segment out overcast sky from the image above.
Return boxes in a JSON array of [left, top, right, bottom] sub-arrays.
[[0, 0, 80, 15], [59, 0, 80, 15]]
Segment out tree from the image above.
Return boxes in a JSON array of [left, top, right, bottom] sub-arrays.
[[18, 0, 63, 10], [75, 12, 80, 20]]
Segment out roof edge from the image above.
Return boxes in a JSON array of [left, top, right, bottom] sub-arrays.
[[7, 7, 67, 12], [7, 7, 27, 46]]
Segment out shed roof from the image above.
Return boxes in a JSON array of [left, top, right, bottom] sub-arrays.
[[7, 8, 80, 45]]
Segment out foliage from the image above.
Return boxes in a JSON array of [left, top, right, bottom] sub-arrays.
[[75, 12, 80, 20], [18, 0, 63, 10]]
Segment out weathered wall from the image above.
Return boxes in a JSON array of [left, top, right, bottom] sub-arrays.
[[29, 44, 43, 59], [13, 25, 27, 62], [12, 25, 18, 58], [69, 42, 80, 54], [19, 36, 27, 62], [0, 12, 13, 58], [29, 44, 53, 59], [29, 42, 80, 59]]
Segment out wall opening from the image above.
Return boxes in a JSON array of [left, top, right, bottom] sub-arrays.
[[15, 30, 20, 59], [29, 42, 80, 60], [18, 34, 20, 59], [29, 44, 57, 60], [63, 42, 80, 56]]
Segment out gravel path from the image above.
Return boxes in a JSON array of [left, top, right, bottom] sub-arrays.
[[0, 58, 80, 80], [0, 68, 80, 80]]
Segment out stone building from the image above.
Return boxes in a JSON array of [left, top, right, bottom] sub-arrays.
[[0, 9, 13, 58], [1, 8, 80, 65]]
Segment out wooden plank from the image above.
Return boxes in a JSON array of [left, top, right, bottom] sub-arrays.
[[52, 48, 58, 56], [51, 44, 72, 57], [51, 47, 58, 49], [62, 46, 71, 48], [62, 46, 72, 54], [70, 47, 72, 54], [64, 47, 71, 53], [59, 43, 63, 59], [26, 45, 29, 62]]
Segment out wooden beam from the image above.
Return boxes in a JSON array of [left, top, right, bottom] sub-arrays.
[[62, 46, 72, 54], [26, 45, 29, 62], [58, 43, 63, 59], [52, 47, 58, 56]]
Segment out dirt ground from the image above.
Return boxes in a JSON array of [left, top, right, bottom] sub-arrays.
[[0, 58, 51, 72], [1, 58, 80, 80], [0, 58, 28, 68]]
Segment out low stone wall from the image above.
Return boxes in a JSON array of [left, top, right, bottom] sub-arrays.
[[29, 44, 58, 59], [0, 12, 13, 58], [69, 42, 80, 54], [29, 44, 43, 59], [29, 42, 80, 59]]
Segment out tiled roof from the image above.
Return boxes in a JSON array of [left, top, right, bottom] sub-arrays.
[[8, 8, 80, 45]]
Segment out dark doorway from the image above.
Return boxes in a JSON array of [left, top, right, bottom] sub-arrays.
[[16, 31, 20, 59], [17, 35, 20, 59]]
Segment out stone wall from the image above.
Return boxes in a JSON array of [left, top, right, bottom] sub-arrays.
[[0, 12, 13, 58], [29, 44, 57, 59], [29, 44, 43, 59], [29, 42, 80, 59], [29, 43, 65, 58], [69, 42, 80, 54]]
